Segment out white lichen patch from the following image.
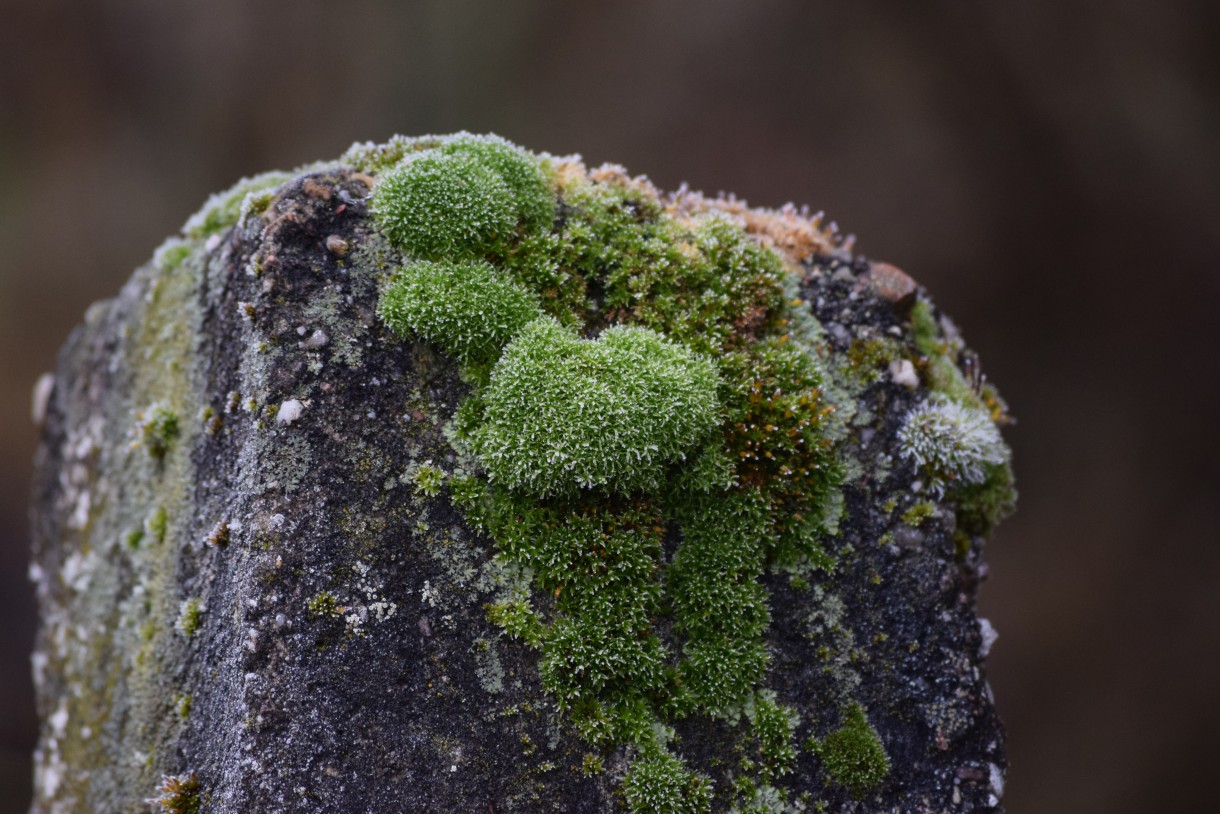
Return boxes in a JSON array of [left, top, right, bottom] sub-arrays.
[[341, 560, 399, 636], [276, 399, 304, 425]]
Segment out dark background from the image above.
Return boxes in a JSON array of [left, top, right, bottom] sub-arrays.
[[2, 2, 1218, 812]]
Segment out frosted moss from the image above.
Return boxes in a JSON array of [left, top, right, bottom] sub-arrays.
[[897, 396, 1008, 497], [378, 260, 543, 367], [473, 319, 721, 496]]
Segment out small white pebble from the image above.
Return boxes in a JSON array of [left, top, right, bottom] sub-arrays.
[[978, 617, 999, 658], [450, 765, 457, 773], [31, 373, 54, 428], [277, 399, 304, 425], [890, 359, 919, 388], [296, 326, 307, 336], [304, 329, 329, 349]]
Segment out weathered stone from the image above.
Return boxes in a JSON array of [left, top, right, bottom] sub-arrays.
[[29, 138, 1014, 813]]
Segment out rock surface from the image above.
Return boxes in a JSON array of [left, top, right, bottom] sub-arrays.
[[29, 136, 1013, 813]]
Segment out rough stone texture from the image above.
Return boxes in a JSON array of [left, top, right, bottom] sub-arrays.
[[30, 159, 1009, 813]]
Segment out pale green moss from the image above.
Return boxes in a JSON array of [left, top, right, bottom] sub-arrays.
[[182, 171, 289, 240], [174, 599, 203, 638], [379, 260, 543, 367], [473, 319, 721, 496], [622, 750, 714, 814], [372, 149, 524, 260], [136, 403, 180, 459], [898, 396, 1008, 497]]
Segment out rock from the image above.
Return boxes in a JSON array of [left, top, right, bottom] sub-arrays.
[[29, 134, 1015, 814], [860, 261, 918, 309]]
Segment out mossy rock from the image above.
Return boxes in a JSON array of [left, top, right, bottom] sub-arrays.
[[30, 133, 1013, 814]]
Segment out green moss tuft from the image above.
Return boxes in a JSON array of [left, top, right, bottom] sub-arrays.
[[145, 772, 202, 814], [473, 319, 721, 496], [411, 461, 448, 497], [622, 750, 714, 814], [182, 171, 289, 240], [439, 133, 555, 231], [136, 402, 180, 459], [174, 598, 203, 638], [378, 260, 543, 367], [899, 501, 936, 527], [746, 692, 800, 781], [372, 150, 516, 259], [307, 592, 341, 619], [809, 703, 890, 797]]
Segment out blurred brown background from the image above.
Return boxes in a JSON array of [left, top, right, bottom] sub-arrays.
[[2, 1, 1218, 811]]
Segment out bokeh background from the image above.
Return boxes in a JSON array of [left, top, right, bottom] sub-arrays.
[[2, 2, 1218, 812]]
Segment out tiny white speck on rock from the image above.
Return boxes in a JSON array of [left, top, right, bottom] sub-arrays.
[[978, 617, 999, 658], [277, 399, 304, 425]]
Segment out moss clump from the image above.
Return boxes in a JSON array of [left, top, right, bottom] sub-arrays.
[[307, 592, 341, 619], [897, 396, 1008, 497], [899, 501, 935, 527], [371, 135, 551, 261], [472, 319, 721, 496], [809, 703, 890, 797], [145, 773, 202, 814], [136, 403, 180, 459], [439, 133, 555, 231], [379, 260, 543, 367], [622, 750, 714, 814], [174, 598, 203, 638], [410, 461, 448, 497], [746, 692, 800, 781]]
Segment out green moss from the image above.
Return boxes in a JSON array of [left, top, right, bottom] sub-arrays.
[[145, 773, 202, 814], [954, 459, 1017, 539], [809, 703, 890, 797], [899, 501, 935, 527], [379, 260, 543, 367], [580, 753, 605, 776], [473, 319, 721, 496], [411, 461, 448, 497], [622, 750, 714, 814], [174, 693, 192, 720], [439, 133, 555, 231], [365, 136, 862, 806], [307, 592, 341, 619], [145, 507, 169, 545], [746, 693, 799, 781], [845, 337, 901, 383], [174, 599, 203, 638], [136, 403, 180, 459]]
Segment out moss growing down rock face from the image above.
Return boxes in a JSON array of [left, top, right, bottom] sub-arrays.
[[810, 704, 891, 797]]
